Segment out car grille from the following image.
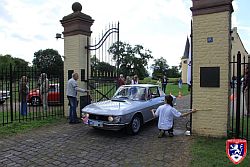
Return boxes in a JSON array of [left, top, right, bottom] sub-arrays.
[[89, 114, 108, 121]]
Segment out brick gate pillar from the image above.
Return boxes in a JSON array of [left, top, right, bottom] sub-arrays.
[[61, 2, 94, 117], [190, 0, 233, 137]]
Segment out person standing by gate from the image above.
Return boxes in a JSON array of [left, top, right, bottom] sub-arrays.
[[243, 67, 250, 116], [125, 76, 131, 85], [178, 78, 183, 89], [38, 73, 49, 112], [156, 78, 162, 88], [67, 72, 89, 124], [151, 95, 197, 138], [19, 76, 29, 116], [117, 74, 125, 88], [131, 75, 139, 85], [162, 76, 168, 93]]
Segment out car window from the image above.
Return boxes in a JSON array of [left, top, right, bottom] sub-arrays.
[[48, 85, 56, 92], [133, 87, 146, 101], [113, 86, 147, 101], [148, 87, 160, 99]]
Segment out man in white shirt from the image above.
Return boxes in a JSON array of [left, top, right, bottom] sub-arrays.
[[152, 95, 196, 138], [67, 73, 88, 124], [131, 75, 139, 85], [38, 73, 49, 112]]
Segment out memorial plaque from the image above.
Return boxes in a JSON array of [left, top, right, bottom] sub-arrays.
[[200, 67, 220, 87], [68, 70, 74, 80]]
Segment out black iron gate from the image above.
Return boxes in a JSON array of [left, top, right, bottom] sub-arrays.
[[229, 51, 250, 141], [0, 65, 64, 126], [85, 22, 119, 102]]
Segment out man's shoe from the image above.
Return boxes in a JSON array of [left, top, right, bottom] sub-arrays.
[[158, 131, 164, 138], [169, 132, 174, 137]]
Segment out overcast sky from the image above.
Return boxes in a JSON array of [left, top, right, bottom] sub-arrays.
[[0, 0, 249, 67]]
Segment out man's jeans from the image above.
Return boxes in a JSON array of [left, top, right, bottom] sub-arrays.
[[162, 84, 167, 93], [67, 96, 78, 123], [20, 99, 28, 116]]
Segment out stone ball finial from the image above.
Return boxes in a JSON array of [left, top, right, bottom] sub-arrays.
[[72, 2, 82, 12]]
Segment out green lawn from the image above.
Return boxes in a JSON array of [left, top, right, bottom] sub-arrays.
[[90, 83, 117, 102], [0, 117, 66, 137], [139, 78, 190, 97], [166, 83, 189, 97], [0, 108, 64, 126], [190, 137, 250, 167]]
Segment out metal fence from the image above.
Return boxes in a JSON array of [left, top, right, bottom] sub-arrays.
[[0, 65, 64, 126], [228, 51, 250, 141]]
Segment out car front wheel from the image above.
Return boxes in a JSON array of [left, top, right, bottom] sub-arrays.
[[127, 114, 142, 135], [31, 96, 41, 106]]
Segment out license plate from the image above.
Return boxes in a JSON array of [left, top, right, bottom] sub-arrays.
[[88, 120, 103, 127]]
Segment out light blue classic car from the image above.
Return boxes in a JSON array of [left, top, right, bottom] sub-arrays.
[[82, 84, 175, 134]]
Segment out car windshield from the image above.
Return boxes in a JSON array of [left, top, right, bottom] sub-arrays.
[[112, 86, 147, 101]]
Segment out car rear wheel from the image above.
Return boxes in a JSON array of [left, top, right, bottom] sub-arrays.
[[127, 114, 142, 135], [31, 96, 41, 106]]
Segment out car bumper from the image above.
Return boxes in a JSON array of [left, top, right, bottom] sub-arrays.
[[87, 119, 128, 130]]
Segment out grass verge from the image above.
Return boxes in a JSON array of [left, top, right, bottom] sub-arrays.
[[0, 116, 66, 138], [166, 84, 189, 97], [190, 137, 250, 167]]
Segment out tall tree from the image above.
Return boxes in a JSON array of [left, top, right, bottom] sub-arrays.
[[0, 54, 13, 70], [108, 41, 152, 79], [0, 54, 30, 80], [90, 55, 116, 75], [151, 57, 181, 79], [13, 57, 29, 69], [151, 57, 169, 79], [0, 54, 29, 70], [32, 49, 63, 76], [166, 66, 181, 78]]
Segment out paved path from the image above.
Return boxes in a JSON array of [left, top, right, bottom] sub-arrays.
[[0, 95, 193, 167]]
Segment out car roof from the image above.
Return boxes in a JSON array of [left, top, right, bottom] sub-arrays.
[[122, 84, 159, 88]]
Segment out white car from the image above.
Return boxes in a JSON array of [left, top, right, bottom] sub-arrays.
[[82, 84, 177, 134], [0, 90, 10, 104]]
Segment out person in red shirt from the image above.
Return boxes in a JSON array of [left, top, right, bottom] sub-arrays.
[[117, 74, 125, 88]]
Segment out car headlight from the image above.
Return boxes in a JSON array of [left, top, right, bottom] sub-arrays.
[[108, 116, 114, 122], [82, 112, 89, 118], [108, 116, 121, 123]]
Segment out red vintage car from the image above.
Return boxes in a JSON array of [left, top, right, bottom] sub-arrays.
[[27, 83, 61, 105]]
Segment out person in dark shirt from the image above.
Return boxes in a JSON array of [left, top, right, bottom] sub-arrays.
[[19, 76, 29, 116], [162, 76, 168, 93]]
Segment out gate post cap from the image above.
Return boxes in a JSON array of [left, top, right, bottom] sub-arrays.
[[72, 2, 82, 12]]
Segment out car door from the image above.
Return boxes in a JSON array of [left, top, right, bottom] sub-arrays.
[[141, 86, 164, 122]]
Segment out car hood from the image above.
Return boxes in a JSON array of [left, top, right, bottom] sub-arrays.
[[82, 99, 142, 115]]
